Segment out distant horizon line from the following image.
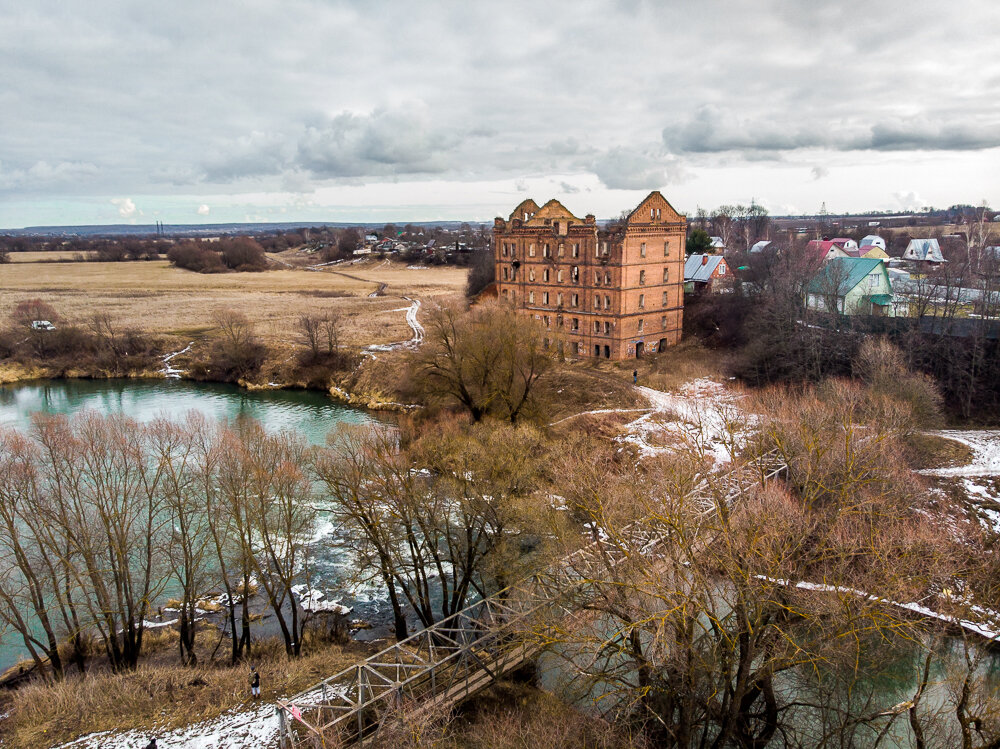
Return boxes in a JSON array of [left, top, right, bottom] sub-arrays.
[[0, 209, 963, 236]]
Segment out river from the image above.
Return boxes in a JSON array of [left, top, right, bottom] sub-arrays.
[[0, 378, 374, 441], [0, 378, 382, 672]]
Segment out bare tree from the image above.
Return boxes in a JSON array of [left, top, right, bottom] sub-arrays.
[[313, 418, 555, 640], [411, 301, 553, 423], [543, 384, 954, 746], [150, 415, 215, 666], [28, 413, 170, 671], [227, 421, 315, 656]]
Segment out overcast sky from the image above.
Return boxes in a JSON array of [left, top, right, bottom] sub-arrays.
[[1, 0, 998, 228]]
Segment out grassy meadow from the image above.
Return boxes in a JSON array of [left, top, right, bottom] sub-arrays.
[[0, 257, 467, 348]]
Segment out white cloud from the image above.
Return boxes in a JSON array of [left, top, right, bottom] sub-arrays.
[[892, 191, 928, 212], [196, 203, 210, 215], [110, 197, 138, 218]]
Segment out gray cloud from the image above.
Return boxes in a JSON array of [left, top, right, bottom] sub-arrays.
[[665, 106, 1000, 154], [296, 106, 461, 178], [590, 147, 687, 190], [1, 0, 999, 221], [0, 160, 100, 191], [811, 166, 829, 180], [200, 105, 466, 183]]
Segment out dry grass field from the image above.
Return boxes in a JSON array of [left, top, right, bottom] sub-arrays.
[[0, 258, 467, 347], [6, 250, 88, 263]]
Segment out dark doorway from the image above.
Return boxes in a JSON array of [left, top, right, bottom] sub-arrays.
[[604, 346, 610, 359], [635, 341, 645, 358], [659, 338, 667, 352], [595, 345, 601, 357]]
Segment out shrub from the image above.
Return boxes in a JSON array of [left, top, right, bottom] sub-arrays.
[[203, 309, 268, 381], [11, 298, 61, 329], [167, 241, 226, 273], [465, 249, 494, 297], [218, 237, 267, 271], [853, 338, 943, 429]]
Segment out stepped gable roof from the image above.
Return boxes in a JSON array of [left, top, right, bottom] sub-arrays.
[[522, 198, 580, 226], [626, 191, 684, 224], [807, 256, 884, 295], [508, 198, 540, 222]]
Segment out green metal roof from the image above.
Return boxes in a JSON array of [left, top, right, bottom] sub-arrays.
[[807, 257, 885, 295]]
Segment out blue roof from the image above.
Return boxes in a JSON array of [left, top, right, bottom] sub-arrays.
[[685, 254, 726, 282], [807, 257, 885, 295]]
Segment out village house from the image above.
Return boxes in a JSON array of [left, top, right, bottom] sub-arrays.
[[684, 254, 732, 293], [903, 238, 946, 263], [806, 256, 906, 317], [493, 191, 686, 360], [830, 237, 859, 252], [804, 239, 850, 264], [860, 234, 886, 251]]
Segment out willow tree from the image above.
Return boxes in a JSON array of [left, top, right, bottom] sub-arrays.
[[410, 301, 553, 424]]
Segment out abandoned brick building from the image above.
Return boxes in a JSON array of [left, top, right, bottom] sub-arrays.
[[493, 191, 686, 360]]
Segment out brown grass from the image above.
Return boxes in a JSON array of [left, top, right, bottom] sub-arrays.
[[636, 338, 724, 392], [904, 432, 975, 470], [375, 679, 641, 749], [0, 259, 466, 349], [6, 250, 89, 263], [2, 631, 361, 748]]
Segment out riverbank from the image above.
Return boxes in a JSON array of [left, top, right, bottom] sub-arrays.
[[0, 344, 419, 415], [0, 630, 365, 748]]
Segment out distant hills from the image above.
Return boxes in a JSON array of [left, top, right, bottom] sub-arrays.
[[2, 221, 487, 238]]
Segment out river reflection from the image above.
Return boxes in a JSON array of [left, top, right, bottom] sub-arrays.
[[0, 378, 374, 443]]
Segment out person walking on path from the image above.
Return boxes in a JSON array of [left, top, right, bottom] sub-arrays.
[[144, 739, 158, 749], [250, 666, 261, 699], [633, 369, 638, 385]]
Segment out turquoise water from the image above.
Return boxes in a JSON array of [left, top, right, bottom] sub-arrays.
[[0, 378, 379, 672], [0, 378, 374, 444]]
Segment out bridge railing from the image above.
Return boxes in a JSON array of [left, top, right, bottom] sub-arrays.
[[276, 450, 788, 747]]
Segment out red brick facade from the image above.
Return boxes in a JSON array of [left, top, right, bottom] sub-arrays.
[[493, 192, 686, 360]]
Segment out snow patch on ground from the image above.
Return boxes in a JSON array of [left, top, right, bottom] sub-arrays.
[[161, 342, 193, 379], [55, 702, 282, 749], [621, 380, 745, 465], [921, 430, 1000, 476], [363, 297, 423, 353], [762, 576, 1000, 642]]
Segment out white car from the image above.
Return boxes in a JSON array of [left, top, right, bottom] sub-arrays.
[[31, 320, 56, 331]]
